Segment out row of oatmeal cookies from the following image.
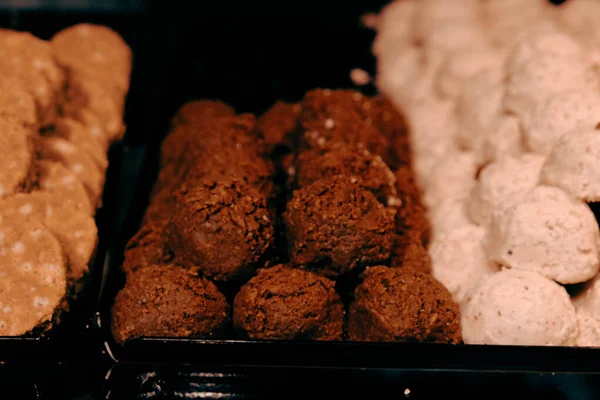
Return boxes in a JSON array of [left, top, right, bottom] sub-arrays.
[[111, 89, 461, 344], [375, 0, 600, 346], [0, 24, 130, 336]]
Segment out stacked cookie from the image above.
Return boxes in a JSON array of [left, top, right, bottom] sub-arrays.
[[375, 0, 600, 346], [0, 25, 130, 336], [111, 90, 462, 344]]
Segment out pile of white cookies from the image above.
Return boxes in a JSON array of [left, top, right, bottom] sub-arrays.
[[0, 24, 130, 336], [374, 0, 600, 346]]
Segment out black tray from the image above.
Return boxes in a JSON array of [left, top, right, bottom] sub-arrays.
[[97, 8, 600, 372]]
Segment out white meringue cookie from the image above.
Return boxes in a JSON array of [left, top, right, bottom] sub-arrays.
[[539, 127, 600, 202], [573, 274, 600, 320], [484, 185, 600, 284], [423, 22, 489, 59], [504, 53, 599, 125], [467, 154, 546, 228], [556, 0, 600, 46], [477, 114, 523, 166], [524, 90, 600, 156], [372, 0, 418, 57], [430, 224, 497, 303], [455, 71, 505, 152], [435, 47, 505, 100], [506, 32, 585, 78], [413, 0, 479, 43], [428, 198, 472, 240], [461, 269, 578, 346], [575, 309, 600, 348], [423, 152, 477, 209]]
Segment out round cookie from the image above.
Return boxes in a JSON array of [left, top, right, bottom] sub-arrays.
[[0, 76, 37, 132], [348, 266, 461, 343], [233, 265, 344, 340], [461, 269, 578, 346], [256, 101, 301, 153], [171, 100, 235, 128], [284, 176, 396, 278], [35, 161, 93, 215], [122, 220, 173, 276], [0, 117, 32, 199], [0, 212, 67, 335], [0, 192, 96, 283], [295, 143, 399, 207], [0, 31, 63, 125], [39, 137, 104, 207], [299, 89, 393, 165], [166, 179, 275, 282], [51, 24, 131, 97], [53, 117, 109, 171], [61, 72, 125, 141], [111, 264, 229, 344]]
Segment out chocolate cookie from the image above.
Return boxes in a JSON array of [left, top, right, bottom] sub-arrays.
[[122, 220, 173, 275], [348, 266, 461, 343], [171, 100, 235, 128], [0, 211, 67, 335], [298, 89, 393, 164], [256, 101, 301, 153], [295, 143, 399, 207], [166, 179, 275, 281], [284, 176, 395, 278], [112, 264, 229, 343], [0, 117, 32, 199], [233, 265, 344, 340]]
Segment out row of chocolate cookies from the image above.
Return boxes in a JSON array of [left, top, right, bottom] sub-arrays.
[[235, 89, 460, 343], [0, 25, 131, 336], [111, 102, 276, 343]]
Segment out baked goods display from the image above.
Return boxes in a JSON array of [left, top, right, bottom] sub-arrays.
[[111, 89, 461, 344], [0, 25, 130, 336], [375, 0, 600, 346]]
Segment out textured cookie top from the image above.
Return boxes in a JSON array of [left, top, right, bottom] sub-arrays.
[[0, 212, 67, 335], [484, 185, 600, 284], [35, 160, 93, 215], [524, 90, 600, 156], [540, 127, 600, 202], [467, 154, 546, 229], [461, 269, 578, 346], [0, 192, 96, 282], [0, 117, 31, 199]]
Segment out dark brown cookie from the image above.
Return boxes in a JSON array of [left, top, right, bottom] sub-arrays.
[[298, 89, 393, 164], [295, 143, 399, 207], [233, 265, 343, 340], [122, 220, 173, 275], [284, 176, 395, 278], [166, 179, 275, 282], [256, 101, 301, 153], [170, 100, 235, 128], [348, 266, 461, 343], [111, 264, 230, 344]]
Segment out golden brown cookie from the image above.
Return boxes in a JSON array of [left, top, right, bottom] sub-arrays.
[[0, 211, 67, 335], [0, 192, 97, 282], [36, 161, 93, 215], [51, 24, 131, 97], [38, 137, 104, 208], [0, 117, 32, 199], [0, 76, 37, 132], [53, 118, 109, 171], [0, 31, 64, 125], [61, 72, 125, 142]]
